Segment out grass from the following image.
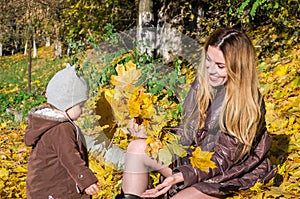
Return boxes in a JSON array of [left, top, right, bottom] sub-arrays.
[[0, 47, 67, 125]]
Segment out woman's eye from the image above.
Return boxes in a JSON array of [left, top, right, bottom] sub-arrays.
[[217, 65, 225, 69]]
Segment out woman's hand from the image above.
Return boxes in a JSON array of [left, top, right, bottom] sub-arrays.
[[129, 118, 147, 138], [85, 182, 100, 195], [141, 173, 184, 198]]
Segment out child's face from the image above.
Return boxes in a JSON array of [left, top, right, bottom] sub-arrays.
[[66, 101, 85, 120]]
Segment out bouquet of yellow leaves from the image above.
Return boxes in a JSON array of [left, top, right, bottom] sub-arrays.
[[102, 60, 187, 165]]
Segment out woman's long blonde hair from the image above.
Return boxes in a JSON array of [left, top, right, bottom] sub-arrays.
[[195, 28, 262, 158]]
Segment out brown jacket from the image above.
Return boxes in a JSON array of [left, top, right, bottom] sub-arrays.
[[25, 106, 98, 199], [173, 79, 277, 196]]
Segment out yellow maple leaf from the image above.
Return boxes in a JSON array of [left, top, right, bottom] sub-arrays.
[[128, 88, 155, 120], [20, 123, 27, 130], [149, 172, 161, 186], [103, 88, 131, 130], [14, 166, 27, 173], [0, 122, 7, 129], [146, 137, 163, 159], [0, 168, 9, 178], [275, 65, 289, 76], [189, 147, 216, 173], [145, 107, 168, 137], [250, 181, 264, 192], [111, 61, 141, 92]]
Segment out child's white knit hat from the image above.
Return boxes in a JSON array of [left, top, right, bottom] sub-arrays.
[[46, 64, 88, 111]]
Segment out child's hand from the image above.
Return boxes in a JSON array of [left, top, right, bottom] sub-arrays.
[[129, 118, 147, 138], [85, 182, 100, 195]]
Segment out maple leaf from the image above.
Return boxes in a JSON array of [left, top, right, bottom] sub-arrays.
[[250, 182, 264, 192], [158, 146, 173, 165], [145, 107, 167, 136], [146, 137, 163, 159], [149, 172, 161, 186], [102, 88, 131, 132], [189, 147, 217, 173], [111, 61, 141, 92], [168, 141, 187, 158], [128, 88, 156, 120]]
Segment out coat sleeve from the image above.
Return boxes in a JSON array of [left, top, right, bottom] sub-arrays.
[[50, 122, 98, 191], [173, 131, 242, 187], [174, 127, 273, 188]]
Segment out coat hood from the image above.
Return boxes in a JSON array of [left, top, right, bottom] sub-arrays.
[[24, 105, 68, 146]]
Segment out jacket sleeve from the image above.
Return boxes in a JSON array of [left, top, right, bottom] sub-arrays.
[[174, 128, 273, 188], [50, 122, 98, 191], [173, 131, 243, 187]]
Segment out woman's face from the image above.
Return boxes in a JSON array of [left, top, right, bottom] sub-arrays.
[[206, 45, 228, 87]]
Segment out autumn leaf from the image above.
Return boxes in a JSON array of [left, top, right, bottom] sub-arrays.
[[145, 107, 167, 137], [149, 172, 161, 186], [14, 166, 27, 173], [275, 65, 289, 76], [111, 61, 141, 92], [146, 137, 163, 159], [167, 141, 187, 158], [158, 146, 173, 165], [0, 168, 9, 179], [128, 87, 155, 120], [103, 88, 131, 131], [250, 182, 264, 192], [189, 147, 216, 172]]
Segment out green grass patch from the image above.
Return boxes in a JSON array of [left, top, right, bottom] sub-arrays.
[[0, 48, 68, 123]]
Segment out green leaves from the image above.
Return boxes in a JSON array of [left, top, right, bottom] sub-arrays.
[[158, 142, 187, 166]]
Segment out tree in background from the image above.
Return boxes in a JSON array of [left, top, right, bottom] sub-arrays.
[[0, 0, 298, 91]]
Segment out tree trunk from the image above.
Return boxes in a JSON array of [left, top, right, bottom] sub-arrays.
[[54, 21, 62, 59], [33, 38, 37, 58], [136, 0, 155, 58], [155, 1, 182, 63], [24, 40, 27, 55], [136, 0, 184, 63], [0, 42, 2, 57], [156, 22, 182, 63], [45, 36, 50, 47], [27, 40, 32, 93], [54, 40, 62, 59]]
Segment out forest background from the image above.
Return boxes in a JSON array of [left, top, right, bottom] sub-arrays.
[[0, 0, 299, 198]]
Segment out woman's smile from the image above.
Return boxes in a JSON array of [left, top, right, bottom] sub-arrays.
[[206, 45, 228, 87]]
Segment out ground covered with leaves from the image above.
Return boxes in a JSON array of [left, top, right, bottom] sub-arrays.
[[0, 24, 299, 198]]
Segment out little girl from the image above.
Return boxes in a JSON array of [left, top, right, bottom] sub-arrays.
[[25, 65, 100, 199]]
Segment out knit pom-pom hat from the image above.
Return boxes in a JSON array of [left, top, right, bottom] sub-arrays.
[[46, 64, 88, 111]]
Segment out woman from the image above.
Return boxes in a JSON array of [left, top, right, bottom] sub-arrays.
[[118, 28, 277, 199]]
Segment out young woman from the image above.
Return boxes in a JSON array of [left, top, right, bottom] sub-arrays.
[[117, 28, 277, 199]]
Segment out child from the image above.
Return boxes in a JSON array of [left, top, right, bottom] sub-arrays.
[[25, 64, 100, 199]]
